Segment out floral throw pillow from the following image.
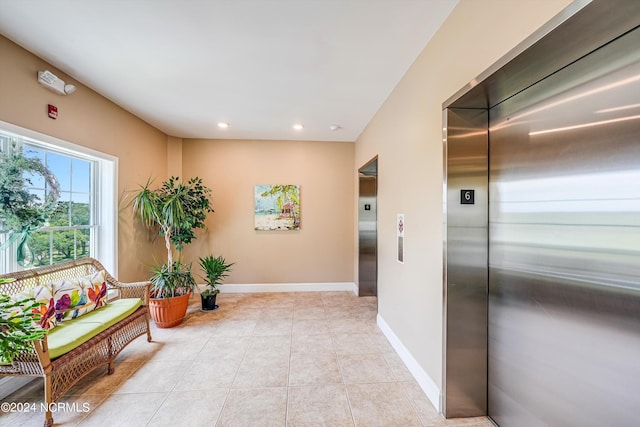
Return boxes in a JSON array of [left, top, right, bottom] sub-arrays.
[[16, 284, 57, 330], [51, 270, 109, 322]]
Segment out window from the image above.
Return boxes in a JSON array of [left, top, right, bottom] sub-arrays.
[[0, 121, 117, 275]]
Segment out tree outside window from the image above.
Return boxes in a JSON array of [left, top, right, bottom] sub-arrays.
[[0, 136, 95, 272]]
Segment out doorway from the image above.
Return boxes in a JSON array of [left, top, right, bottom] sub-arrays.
[[358, 157, 377, 297]]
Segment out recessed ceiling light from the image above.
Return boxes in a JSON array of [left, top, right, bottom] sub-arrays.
[[293, 123, 304, 130], [329, 124, 341, 131], [217, 122, 229, 129]]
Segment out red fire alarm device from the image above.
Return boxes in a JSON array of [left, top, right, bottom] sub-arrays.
[[48, 104, 58, 119]]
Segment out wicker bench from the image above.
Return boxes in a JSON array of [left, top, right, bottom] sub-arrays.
[[0, 258, 152, 427]]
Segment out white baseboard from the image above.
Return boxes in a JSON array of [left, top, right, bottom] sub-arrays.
[[377, 313, 442, 412], [197, 282, 358, 295]]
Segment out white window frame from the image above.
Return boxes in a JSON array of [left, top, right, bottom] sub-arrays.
[[0, 120, 118, 275]]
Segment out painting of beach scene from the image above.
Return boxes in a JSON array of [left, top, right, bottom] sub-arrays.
[[254, 185, 301, 230]]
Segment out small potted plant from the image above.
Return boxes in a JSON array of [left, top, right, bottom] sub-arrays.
[[0, 278, 47, 366], [199, 255, 234, 311]]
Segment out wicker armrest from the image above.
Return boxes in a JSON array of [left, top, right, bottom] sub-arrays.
[[107, 280, 151, 305]]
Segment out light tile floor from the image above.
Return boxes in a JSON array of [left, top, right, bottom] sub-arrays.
[[1, 291, 494, 426]]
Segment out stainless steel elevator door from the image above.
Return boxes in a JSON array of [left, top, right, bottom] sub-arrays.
[[358, 159, 377, 297], [488, 27, 640, 427]]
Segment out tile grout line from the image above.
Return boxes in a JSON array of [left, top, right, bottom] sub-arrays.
[[284, 303, 293, 427], [143, 317, 214, 426], [323, 296, 358, 427], [213, 330, 251, 427]]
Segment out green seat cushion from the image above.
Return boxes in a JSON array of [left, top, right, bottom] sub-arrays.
[[80, 298, 142, 329], [47, 298, 142, 359]]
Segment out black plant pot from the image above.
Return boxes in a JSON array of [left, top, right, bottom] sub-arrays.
[[200, 293, 219, 311]]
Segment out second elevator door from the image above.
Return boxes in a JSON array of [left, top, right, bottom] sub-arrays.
[[359, 158, 378, 297]]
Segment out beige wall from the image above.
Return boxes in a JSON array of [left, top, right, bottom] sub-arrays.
[[0, 34, 355, 286], [167, 136, 183, 177], [181, 138, 354, 284], [354, 0, 573, 395], [0, 35, 168, 281]]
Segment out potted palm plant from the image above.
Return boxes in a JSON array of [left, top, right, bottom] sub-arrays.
[[132, 176, 213, 328], [199, 255, 234, 311]]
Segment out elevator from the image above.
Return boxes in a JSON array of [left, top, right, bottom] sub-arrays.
[[443, 1, 640, 426], [358, 157, 378, 297]]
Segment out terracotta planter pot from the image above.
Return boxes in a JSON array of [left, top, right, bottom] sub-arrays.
[[148, 293, 191, 328]]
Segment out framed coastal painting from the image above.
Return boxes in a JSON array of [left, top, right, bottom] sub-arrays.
[[254, 185, 301, 230]]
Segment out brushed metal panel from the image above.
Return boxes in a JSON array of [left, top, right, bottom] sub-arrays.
[[488, 26, 640, 427], [445, 0, 640, 110], [443, 108, 488, 417], [359, 159, 377, 297]]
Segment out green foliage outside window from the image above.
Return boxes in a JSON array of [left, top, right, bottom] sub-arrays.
[[0, 144, 60, 266], [27, 202, 90, 266]]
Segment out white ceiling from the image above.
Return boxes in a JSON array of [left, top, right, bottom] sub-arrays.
[[0, 0, 457, 142]]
